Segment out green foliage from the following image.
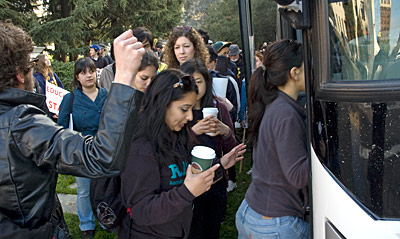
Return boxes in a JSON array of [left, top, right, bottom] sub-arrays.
[[64, 213, 118, 239], [205, 0, 241, 45], [1, 0, 184, 62], [0, 0, 37, 30], [252, 0, 277, 48], [56, 174, 77, 194], [203, 0, 277, 50], [52, 60, 75, 92]]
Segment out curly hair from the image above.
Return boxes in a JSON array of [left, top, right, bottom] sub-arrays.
[[33, 54, 53, 77], [0, 21, 33, 91], [164, 26, 209, 69]]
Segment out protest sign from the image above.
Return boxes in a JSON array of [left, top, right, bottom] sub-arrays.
[[45, 82, 69, 114]]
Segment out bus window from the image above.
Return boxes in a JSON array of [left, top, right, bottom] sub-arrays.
[[328, 0, 400, 82]]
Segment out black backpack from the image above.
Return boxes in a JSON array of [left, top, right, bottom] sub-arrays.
[[89, 89, 144, 231], [89, 176, 124, 231]]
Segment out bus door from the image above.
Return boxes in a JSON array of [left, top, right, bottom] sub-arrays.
[[276, 0, 400, 238]]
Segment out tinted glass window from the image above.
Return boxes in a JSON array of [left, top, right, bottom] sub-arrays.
[[313, 100, 400, 219], [328, 0, 400, 81]]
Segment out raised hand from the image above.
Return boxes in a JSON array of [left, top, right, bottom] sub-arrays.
[[221, 143, 246, 169], [113, 29, 145, 86]]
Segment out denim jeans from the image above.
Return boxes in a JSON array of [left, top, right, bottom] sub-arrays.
[[236, 199, 310, 239], [76, 176, 96, 231]]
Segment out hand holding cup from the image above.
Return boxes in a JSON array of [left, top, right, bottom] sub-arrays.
[[184, 164, 220, 197]]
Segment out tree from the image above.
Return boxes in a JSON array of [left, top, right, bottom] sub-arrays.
[[200, 0, 276, 49], [0, 0, 37, 30], [182, 0, 214, 29], [1, 0, 184, 62]]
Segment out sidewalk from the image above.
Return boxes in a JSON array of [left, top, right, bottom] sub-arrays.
[[58, 193, 77, 214]]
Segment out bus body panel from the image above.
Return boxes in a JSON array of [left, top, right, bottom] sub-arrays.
[[312, 149, 400, 239]]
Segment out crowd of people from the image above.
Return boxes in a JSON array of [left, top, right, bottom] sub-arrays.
[[0, 20, 309, 239]]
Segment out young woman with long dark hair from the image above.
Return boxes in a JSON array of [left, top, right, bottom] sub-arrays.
[[119, 69, 245, 239], [58, 57, 107, 238], [236, 40, 310, 239], [181, 59, 237, 239]]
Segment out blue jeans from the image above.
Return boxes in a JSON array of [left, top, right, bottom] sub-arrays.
[[236, 199, 310, 239], [76, 176, 96, 231]]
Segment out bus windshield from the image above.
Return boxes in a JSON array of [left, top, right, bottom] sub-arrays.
[[329, 0, 400, 81]]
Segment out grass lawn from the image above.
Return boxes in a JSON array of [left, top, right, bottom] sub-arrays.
[[60, 151, 252, 239]]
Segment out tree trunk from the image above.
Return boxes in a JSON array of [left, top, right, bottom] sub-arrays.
[[60, 0, 71, 62]]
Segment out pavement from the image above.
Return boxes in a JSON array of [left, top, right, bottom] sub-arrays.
[[58, 193, 77, 214], [58, 182, 78, 214]]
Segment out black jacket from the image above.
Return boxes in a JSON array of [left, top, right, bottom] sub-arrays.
[[0, 83, 140, 238]]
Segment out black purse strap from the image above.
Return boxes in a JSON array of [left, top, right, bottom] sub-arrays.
[[69, 91, 74, 114], [68, 92, 74, 129]]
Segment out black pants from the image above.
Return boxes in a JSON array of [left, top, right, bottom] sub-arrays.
[[188, 179, 227, 239], [227, 165, 236, 183]]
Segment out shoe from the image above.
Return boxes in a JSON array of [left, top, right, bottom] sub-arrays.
[[227, 180, 237, 192], [246, 169, 252, 175], [81, 230, 95, 239]]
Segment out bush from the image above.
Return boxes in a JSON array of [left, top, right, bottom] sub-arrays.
[[52, 60, 75, 92]]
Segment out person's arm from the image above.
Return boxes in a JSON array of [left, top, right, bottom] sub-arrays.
[[57, 93, 71, 128], [10, 30, 145, 177], [226, 80, 238, 122], [35, 74, 46, 94], [99, 65, 114, 91], [217, 100, 236, 152], [274, 111, 309, 189]]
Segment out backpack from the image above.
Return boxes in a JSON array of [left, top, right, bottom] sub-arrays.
[[89, 89, 144, 231], [89, 176, 125, 231]]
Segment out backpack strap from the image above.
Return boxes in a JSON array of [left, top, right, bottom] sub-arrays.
[[69, 91, 74, 114], [68, 92, 74, 130]]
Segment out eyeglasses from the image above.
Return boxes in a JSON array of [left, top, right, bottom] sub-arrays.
[[173, 25, 192, 33], [173, 75, 193, 90]]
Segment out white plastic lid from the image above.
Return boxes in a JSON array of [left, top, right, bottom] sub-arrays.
[[202, 107, 218, 113], [191, 146, 216, 160]]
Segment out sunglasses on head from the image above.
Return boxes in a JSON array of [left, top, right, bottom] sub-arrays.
[[173, 75, 193, 90]]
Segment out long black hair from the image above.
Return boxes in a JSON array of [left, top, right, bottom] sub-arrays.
[[180, 58, 214, 108], [248, 39, 303, 146], [134, 69, 198, 166]]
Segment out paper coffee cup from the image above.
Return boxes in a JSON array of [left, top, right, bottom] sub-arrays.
[[191, 146, 215, 174], [202, 107, 218, 136], [212, 77, 228, 99]]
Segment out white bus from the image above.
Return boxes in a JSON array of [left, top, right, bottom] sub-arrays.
[[239, 0, 400, 238]]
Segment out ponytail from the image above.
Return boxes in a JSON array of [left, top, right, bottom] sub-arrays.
[[247, 66, 279, 146], [247, 39, 303, 146]]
